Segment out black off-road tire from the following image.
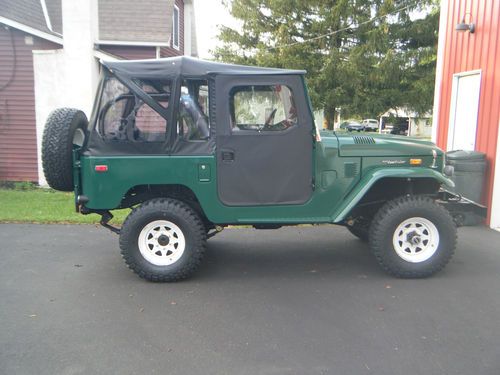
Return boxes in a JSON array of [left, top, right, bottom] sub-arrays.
[[119, 198, 207, 282], [41, 108, 88, 191], [369, 196, 457, 278], [347, 225, 369, 242]]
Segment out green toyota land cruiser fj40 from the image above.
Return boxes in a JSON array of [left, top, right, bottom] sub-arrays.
[[41, 57, 485, 282]]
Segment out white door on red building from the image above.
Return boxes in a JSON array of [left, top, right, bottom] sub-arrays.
[[447, 70, 482, 151]]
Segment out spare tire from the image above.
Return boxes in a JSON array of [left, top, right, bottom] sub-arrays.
[[42, 108, 88, 191]]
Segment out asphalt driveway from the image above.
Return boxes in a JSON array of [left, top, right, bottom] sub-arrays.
[[1, 224, 499, 375]]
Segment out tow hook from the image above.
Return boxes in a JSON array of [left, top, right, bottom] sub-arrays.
[[99, 211, 121, 235], [207, 225, 224, 239], [80, 207, 121, 234]]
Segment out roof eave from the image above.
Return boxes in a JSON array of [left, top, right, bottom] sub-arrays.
[[0, 16, 63, 45], [96, 40, 170, 47], [94, 49, 121, 61]]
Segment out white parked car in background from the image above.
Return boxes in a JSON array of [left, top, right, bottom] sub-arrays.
[[362, 119, 379, 131]]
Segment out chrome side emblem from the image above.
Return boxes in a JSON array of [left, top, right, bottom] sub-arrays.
[[382, 160, 406, 165]]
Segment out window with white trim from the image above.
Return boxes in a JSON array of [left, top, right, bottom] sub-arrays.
[[173, 5, 180, 50]]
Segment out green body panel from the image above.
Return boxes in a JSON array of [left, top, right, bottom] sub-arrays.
[[335, 132, 439, 157], [80, 155, 217, 211], [79, 131, 453, 224], [79, 139, 360, 223], [332, 166, 454, 222]]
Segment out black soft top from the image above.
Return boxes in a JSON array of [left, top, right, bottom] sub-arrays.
[[101, 56, 306, 78]]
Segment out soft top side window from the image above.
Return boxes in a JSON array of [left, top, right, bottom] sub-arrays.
[[177, 79, 210, 141], [97, 77, 171, 142], [230, 85, 298, 133]]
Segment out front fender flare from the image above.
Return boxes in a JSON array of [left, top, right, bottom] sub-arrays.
[[332, 167, 455, 222]]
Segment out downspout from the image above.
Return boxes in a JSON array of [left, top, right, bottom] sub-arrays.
[[0, 26, 16, 91], [40, 0, 62, 37]]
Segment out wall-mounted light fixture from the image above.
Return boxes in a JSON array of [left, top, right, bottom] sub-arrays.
[[456, 13, 475, 33]]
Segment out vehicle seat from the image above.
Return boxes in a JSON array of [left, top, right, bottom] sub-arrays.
[[180, 95, 209, 140]]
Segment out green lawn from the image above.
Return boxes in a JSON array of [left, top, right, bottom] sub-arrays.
[[0, 188, 130, 224]]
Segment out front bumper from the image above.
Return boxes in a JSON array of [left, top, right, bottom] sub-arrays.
[[438, 189, 487, 226]]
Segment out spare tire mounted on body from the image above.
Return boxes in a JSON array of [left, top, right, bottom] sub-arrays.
[[42, 108, 88, 192]]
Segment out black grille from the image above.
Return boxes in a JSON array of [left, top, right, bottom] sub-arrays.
[[352, 135, 375, 144], [344, 162, 359, 178]]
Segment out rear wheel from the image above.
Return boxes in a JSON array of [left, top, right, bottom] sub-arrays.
[[119, 198, 206, 282], [369, 196, 457, 278], [41, 108, 88, 191]]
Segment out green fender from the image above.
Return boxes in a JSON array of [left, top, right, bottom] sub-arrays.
[[332, 167, 455, 222]]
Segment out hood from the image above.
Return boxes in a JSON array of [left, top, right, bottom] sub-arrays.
[[320, 131, 442, 157]]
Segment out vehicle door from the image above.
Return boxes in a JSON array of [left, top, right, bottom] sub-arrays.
[[215, 74, 314, 206]]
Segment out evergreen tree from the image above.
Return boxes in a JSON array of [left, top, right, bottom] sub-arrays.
[[214, 0, 439, 125]]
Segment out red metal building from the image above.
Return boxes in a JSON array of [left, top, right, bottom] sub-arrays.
[[433, 0, 500, 229]]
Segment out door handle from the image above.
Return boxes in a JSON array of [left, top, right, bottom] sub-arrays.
[[221, 150, 235, 162]]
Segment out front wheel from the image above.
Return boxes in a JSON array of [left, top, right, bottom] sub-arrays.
[[119, 198, 206, 282], [369, 196, 457, 278]]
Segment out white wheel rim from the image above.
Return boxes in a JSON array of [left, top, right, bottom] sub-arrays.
[[73, 128, 85, 146], [138, 220, 186, 266], [392, 217, 440, 263]]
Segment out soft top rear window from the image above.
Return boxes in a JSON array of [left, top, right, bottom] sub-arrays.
[[97, 77, 171, 142]]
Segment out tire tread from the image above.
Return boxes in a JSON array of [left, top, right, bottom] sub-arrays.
[[119, 198, 206, 282], [369, 195, 457, 278], [41, 108, 87, 191]]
